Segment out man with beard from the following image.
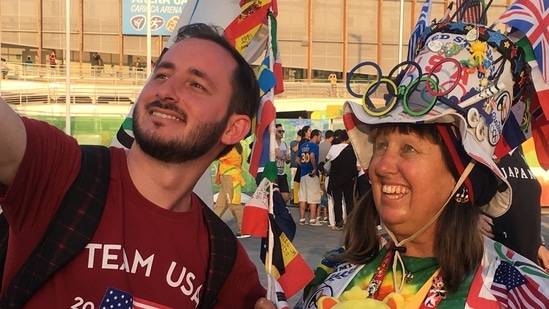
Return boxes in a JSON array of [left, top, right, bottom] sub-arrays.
[[0, 24, 265, 308]]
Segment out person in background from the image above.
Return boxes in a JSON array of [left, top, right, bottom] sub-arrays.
[[92, 52, 103, 76], [1, 58, 8, 80], [214, 142, 249, 238], [0, 23, 266, 307], [296, 129, 322, 226], [293, 126, 311, 205], [478, 146, 549, 271], [290, 129, 303, 205], [48, 51, 57, 74], [325, 130, 357, 231], [328, 73, 338, 97], [274, 123, 291, 202], [319, 130, 334, 163], [24, 56, 33, 76], [133, 57, 144, 78], [316, 130, 333, 223]]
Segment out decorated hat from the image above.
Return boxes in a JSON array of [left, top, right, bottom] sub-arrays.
[[343, 21, 530, 217]]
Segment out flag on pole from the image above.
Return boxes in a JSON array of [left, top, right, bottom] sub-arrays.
[[456, 0, 485, 24], [407, 0, 432, 62], [248, 6, 283, 177], [265, 216, 314, 299], [269, 12, 284, 95], [242, 177, 271, 237], [515, 35, 549, 169], [248, 92, 276, 177], [257, 57, 277, 97], [224, 0, 272, 55], [497, 0, 549, 83]]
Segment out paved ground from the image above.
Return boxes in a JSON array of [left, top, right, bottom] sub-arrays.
[[220, 205, 549, 307]]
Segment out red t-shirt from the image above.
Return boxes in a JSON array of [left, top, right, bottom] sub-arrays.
[[0, 118, 265, 308]]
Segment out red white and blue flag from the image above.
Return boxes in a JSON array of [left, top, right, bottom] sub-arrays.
[[407, 0, 432, 61], [497, 0, 549, 83], [490, 260, 549, 307], [465, 238, 549, 307], [100, 287, 172, 309], [456, 0, 485, 24]]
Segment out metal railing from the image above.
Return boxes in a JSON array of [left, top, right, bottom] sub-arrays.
[[1, 61, 376, 104]]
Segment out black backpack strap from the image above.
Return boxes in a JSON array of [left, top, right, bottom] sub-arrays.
[[0, 145, 111, 309], [199, 202, 238, 309], [0, 212, 8, 287]]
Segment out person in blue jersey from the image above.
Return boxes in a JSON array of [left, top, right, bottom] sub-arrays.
[[296, 129, 322, 226]]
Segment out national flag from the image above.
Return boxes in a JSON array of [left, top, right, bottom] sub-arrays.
[[465, 238, 549, 307], [100, 287, 172, 309], [407, 0, 431, 61], [490, 260, 549, 307], [530, 94, 549, 169], [269, 12, 284, 95], [242, 177, 271, 237], [224, 0, 272, 55], [456, 0, 485, 24], [248, 9, 281, 177], [497, 0, 549, 83], [248, 92, 276, 177], [257, 57, 277, 97], [494, 101, 529, 158], [515, 34, 549, 169], [265, 216, 314, 299]]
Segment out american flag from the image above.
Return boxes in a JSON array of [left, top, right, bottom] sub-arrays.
[[100, 287, 172, 309], [407, 0, 431, 61], [456, 0, 485, 24], [497, 0, 549, 83], [490, 261, 549, 308]]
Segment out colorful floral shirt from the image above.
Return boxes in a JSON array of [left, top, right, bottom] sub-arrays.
[[297, 237, 549, 308]]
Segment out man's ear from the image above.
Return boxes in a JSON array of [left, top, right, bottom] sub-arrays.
[[221, 115, 251, 145]]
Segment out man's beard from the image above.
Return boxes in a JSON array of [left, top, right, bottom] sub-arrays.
[[133, 100, 229, 164]]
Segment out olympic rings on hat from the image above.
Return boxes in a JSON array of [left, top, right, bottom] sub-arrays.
[[346, 61, 382, 98], [387, 61, 423, 87], [402, 76, 439, 116], [425, 58, 462, 97], [361, 78, 398, 117]]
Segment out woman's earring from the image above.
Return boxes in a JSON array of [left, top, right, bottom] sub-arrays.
[[455, 186, 469, 204]]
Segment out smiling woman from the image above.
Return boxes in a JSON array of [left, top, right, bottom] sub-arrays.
[[294, 20, 549, 309]]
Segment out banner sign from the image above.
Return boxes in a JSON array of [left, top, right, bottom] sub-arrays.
[[122, 0, 188, 35]]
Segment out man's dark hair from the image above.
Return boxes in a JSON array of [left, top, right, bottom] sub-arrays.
[[325, 130, 334, 139], [339, 130, 349, 141], [311, 129, 321, 139], [157, 23, 260, 122]]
